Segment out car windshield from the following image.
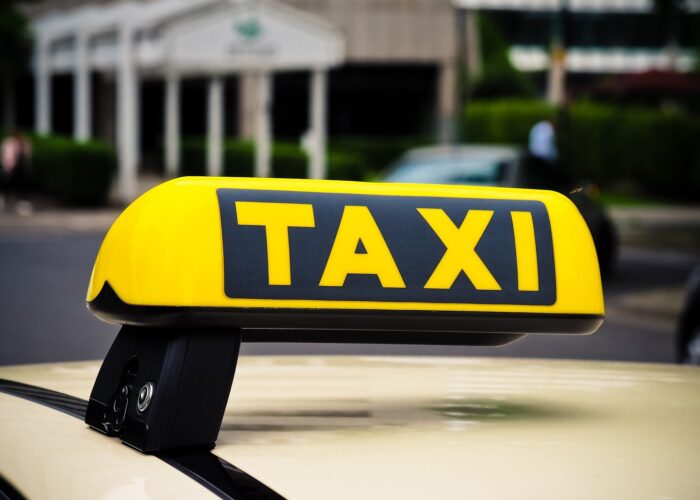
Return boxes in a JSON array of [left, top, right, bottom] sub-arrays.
[[384, 154, 509, 186]]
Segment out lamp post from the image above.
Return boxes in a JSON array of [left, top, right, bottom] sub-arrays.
[[547, 0, 568, 105]]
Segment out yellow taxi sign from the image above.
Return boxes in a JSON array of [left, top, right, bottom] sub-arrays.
[[87, 177, 603, 343], [220, 190, 554, 304]]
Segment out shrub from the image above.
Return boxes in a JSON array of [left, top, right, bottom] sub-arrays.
[[180, 137, 207, 176], [181, 139, 311, 178], [181, 136, 433, 182], [566, 102, 700, 199], [30, 135, 116, 205], [463, 99, 554, 144], [326, 150, 365, 180], [462, 99, 700, 200]]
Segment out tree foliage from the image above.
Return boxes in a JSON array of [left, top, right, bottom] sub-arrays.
[[0, 3, 32, 79], [470, 13, 536, 99]]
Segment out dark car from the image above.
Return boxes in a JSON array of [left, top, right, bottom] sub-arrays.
[[677, 266, 700, 364], [383, 145, 618, 277]]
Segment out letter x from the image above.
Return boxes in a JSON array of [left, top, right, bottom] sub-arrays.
[[418, 208, 501, 290]]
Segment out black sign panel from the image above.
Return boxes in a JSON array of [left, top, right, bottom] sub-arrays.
[[217, 189, 556, 306]]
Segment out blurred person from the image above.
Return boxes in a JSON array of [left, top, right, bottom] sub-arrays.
[[1, 130, 33, 215], [528, 118, 558, 165]]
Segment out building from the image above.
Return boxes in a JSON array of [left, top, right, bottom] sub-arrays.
[[6, 0, 699, 200], [457, 0, 700, 100], [14, 0, 458, 200]]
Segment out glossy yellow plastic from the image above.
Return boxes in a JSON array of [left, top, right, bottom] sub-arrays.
[[87, 177, 603, 317]]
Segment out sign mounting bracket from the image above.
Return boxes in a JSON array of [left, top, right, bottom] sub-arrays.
[[85, 326, 241, 452]]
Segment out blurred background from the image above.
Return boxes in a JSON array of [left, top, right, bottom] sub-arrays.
[[0, 0, 699, 366]]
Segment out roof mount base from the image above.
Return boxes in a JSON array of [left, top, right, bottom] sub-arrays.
[[85, 325, 241, 452]]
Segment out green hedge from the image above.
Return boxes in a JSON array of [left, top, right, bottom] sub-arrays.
[[463, 99, 700, 200], [569, 102, 700, 199], [328, 136, 430, 179], [3, 134, 116, 205], [463, 99, 555, 144], [182, 139, 316, 178], [180, 137, 426, 181]]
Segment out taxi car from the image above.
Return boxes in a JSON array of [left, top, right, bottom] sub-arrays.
[[1, 177, 699, 499]]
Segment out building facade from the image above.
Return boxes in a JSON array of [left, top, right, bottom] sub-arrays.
[[6, 0, 699, 199]]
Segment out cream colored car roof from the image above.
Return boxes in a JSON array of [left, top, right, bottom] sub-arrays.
[[2, 356, 700, 499]]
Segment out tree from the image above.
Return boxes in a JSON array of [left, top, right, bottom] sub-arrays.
[[469, 13, 536, 100], [0, 3, 31, 80], [0, 3, 32, 128]]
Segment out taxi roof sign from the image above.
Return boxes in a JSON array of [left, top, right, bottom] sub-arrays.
[[85, 177, 604, 452], [87, 177, 603, 344]]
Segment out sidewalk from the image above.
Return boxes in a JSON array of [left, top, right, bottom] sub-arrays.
[[0, 206, 121, 233], [0, 174, 163, 234], [608, 205, 700, 252]]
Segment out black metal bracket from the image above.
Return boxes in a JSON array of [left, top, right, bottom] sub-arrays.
[[85, 325, 241, 452]]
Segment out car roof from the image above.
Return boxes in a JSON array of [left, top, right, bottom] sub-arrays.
[[400, 144, 524, 163], [2, 356, 700, 499]]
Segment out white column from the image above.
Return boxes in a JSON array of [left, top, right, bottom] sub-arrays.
[[117, 26, 137, 201], [309, 69, 327, 179], [238, 74, 257, 139], [254, 72, 272, 178], [74, 31, 91, 141], [547, 47, 566, 105], [165, 72, 180, 177], [134, 76, 141, 169], [36, 37, 51, 134], [207, 76, 224, 177], [437, 62, 456, 144]]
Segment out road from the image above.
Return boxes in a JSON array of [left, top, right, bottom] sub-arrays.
[[0, 228, 698, 365]]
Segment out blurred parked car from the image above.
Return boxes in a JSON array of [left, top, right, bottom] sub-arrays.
[[383, 145, 618, 277], [677, 266, 700, 364]]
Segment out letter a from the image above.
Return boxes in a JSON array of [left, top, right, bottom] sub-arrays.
[[320, 206, 405, 288]]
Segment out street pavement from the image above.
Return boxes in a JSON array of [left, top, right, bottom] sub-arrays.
[[0, 206, 698, 365]]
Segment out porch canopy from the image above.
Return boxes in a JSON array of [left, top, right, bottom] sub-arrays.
[[32, 0, 345, 201]]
